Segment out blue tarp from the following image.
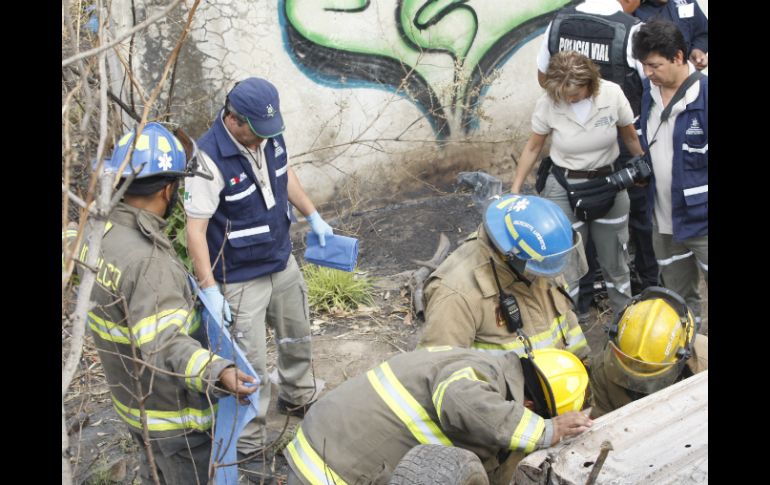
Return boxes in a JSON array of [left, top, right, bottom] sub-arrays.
[[190, 276, 261, 485]]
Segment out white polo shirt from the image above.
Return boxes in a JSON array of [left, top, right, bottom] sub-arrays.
[[532, 79, 635, 170]]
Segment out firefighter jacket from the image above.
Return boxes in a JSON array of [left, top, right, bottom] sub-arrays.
[[589, 335, 708, 418], [76, 203, 233, 450], [419, 225, 589, 360], [285, 347, 553, 485]]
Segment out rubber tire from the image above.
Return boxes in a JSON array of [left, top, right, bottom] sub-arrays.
[[388, 445, 489, 485]]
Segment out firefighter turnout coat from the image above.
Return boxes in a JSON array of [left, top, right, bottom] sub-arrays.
[[75, 203, 232, 451], [286, 347, 554, 485], [419, 225, 589, 360]]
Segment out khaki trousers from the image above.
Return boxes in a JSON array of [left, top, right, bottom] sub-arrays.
[[222, 255, 315, 454], [542, 173, 632, 316], [651, 224, 708, 323]]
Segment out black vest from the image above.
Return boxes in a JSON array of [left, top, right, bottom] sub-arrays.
[[548, 7, 642, 116]]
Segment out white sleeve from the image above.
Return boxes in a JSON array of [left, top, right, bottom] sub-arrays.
[[183, 151, 224, 219], [536, 23, 554, 74], [627, 22, 647, 80], [531, 95, 553, 135]]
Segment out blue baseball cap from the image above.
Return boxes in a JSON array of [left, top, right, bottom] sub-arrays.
[[227, 77, 285, 138]]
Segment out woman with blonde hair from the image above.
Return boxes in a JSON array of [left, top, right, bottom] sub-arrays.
[[510, 50, 644, 317]]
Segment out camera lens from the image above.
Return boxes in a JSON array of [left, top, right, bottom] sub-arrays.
[[608, 167, 636, 190]]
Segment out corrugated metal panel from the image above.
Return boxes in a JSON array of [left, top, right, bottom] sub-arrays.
[[515, 371, 708, 485]]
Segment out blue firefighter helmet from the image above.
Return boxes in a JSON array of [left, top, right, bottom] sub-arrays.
[[104, 122, 190, 179], [483, 194, 576, 277]]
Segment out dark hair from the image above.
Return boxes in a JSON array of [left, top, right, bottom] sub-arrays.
[[119, 174, 178, 196], [632, 18, 688, 63]]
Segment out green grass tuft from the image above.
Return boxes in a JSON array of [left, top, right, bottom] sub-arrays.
[[302, 264, 374, 313]]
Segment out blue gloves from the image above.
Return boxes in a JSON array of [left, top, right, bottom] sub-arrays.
[[201, 285, 232, 326], [306, 211, 334, 247]]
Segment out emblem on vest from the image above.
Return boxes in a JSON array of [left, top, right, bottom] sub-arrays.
[[559, 38, 610, 63], [273, 138, 285, 157], [685, 118, 704, 135], [229, 172, 248, 186], [266, 104, 276, 118]]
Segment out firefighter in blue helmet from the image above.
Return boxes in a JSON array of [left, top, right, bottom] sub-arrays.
[[419, 194, 591, 363], [71, 122, 257, 484]]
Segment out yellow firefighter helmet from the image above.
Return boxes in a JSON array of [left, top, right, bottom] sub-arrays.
[[604, 286, 696, 394], [527, 348, 588, 416]]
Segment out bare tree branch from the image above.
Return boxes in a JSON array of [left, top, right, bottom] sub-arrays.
[[62, 0, 184, 67]]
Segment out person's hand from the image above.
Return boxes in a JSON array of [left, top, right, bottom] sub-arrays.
[[218, 367, 258, 404], [307, 211, 334, 247], [689, 49, 708, 70], [201, 285, 232, 326], [550, 411, 593, 445]]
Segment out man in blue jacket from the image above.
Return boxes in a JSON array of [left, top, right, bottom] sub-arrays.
[[632, 19, 707, 328], [184, 78, 334, 466]]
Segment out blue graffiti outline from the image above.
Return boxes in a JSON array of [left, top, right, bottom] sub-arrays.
[[279, 0, 448, 137]]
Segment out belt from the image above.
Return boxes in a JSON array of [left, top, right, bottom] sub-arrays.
[[562, 165, 613, 179]]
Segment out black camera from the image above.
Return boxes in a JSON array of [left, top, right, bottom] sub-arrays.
[[606, 154, 652, 191]]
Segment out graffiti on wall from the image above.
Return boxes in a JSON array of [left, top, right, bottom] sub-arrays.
[[282, 0, 574, 137]]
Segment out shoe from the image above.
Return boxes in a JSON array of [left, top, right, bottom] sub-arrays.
[[277, 397, 315, 418], [237, 451, 275, 484], [577, 311, 592, 325]]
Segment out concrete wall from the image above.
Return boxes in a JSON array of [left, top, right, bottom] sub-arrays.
[[113, 0, 707, 207]]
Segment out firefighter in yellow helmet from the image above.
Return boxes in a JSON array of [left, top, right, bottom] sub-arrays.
[[284, 347, 592, 485], [589, 286, 708, 418]]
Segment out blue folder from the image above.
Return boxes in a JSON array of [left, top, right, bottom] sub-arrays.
[[304, 232, 359, 272]]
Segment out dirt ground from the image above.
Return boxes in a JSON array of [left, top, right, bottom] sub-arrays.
[[65, 184, 708, 484]]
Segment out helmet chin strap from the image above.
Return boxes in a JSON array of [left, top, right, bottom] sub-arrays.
[[505, 252, 532, 287]]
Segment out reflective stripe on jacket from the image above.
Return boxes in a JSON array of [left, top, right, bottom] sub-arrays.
[[419, 225, 590, 361], [77, 203, 232, 440], [285, 348, 552, 485]]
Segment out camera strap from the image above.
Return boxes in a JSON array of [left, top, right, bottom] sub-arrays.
[[647, 70, 704, 150], [490, 257, 524, 334]]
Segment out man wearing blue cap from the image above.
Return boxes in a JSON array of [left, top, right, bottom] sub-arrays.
[[184, 77, 333, 469]]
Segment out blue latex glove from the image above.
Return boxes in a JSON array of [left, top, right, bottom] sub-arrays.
[[201, 285, 232, 326], [306, 211, 334, 247]]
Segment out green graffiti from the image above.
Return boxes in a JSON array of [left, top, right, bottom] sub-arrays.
[[323, 0, 370, 12], [401, 0, 476, 61], [285, 0, 572, 134]]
